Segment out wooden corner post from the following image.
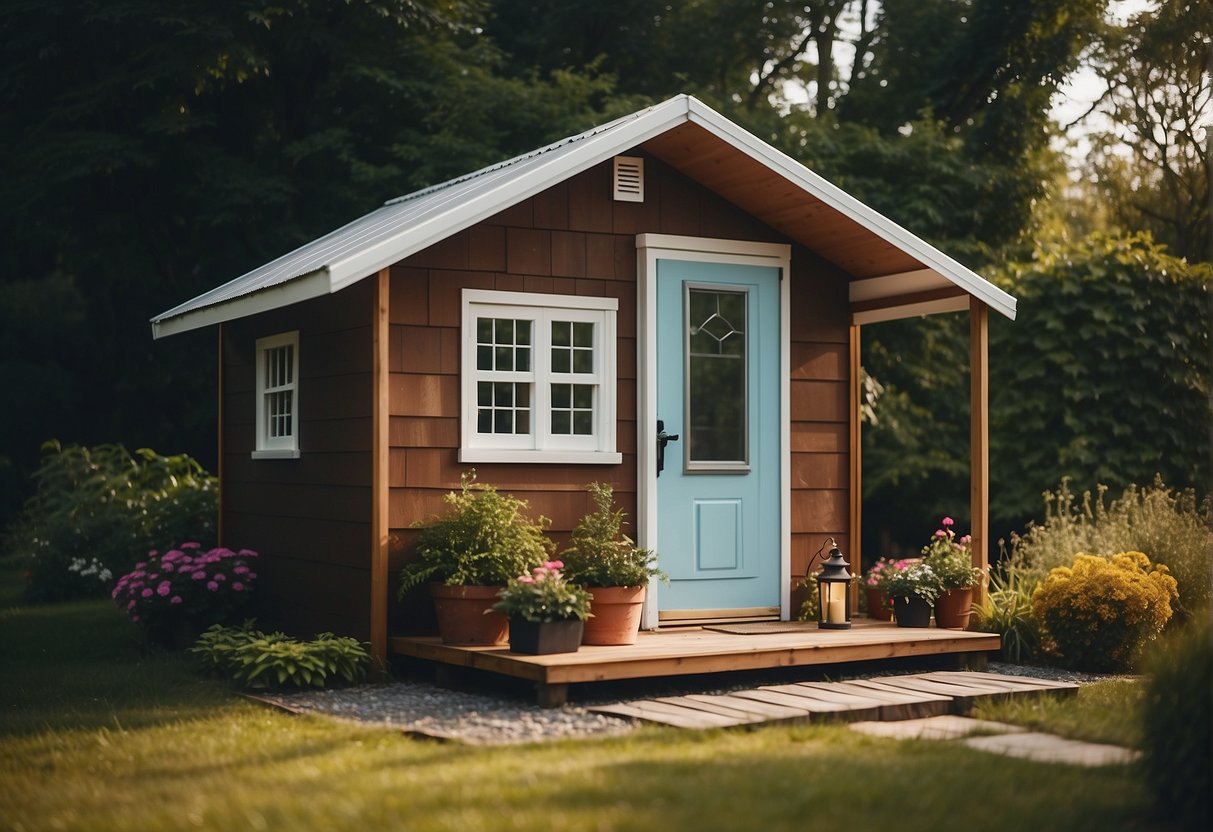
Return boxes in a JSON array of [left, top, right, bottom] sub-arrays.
[[849, 323, 862, 609], [969, 298, 989, 605], [371, 269, 390, 669]]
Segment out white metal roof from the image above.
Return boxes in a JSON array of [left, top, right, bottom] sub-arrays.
[[151, 94, 1016, 338]]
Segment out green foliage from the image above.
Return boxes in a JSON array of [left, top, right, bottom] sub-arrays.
[[920, 518, 981, 590], [491, 563, 591, 623], [399, 471, 553, 594], [1030, 552, 1178, 671], [1140, 623, 1213, 830], [878, 559, 945, 606], [191, 622, 370, 690], [559, 482, 664, 587], [3, 441, 216, 603], [1008, 477, 1212, 623], [990, 234, 1211, 526], [972, 568, 1042, 663]]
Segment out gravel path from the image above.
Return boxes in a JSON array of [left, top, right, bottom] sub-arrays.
[[254, 661, 1134, 746]]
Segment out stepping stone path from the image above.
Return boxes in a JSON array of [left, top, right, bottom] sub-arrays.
[[590, 670, 1138, 767]]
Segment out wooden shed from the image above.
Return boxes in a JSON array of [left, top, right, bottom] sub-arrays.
[[152, 95, 1016, 668]]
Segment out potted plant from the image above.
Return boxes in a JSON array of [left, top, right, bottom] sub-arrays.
[[921, 516, 983, 628], [862, 558, 899, 621], [398, 471, 553, 645], [492, 561, 591, 654], [559, 483, 665, 645], [878, 558, 944, 628]]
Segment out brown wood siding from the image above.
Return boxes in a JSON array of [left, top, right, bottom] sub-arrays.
[[384, 155, 851, 628], [221, 280, 375, 641]]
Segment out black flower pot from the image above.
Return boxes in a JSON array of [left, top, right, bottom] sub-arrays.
[[508, 618, 584, 655], [892, 595, 932, 628]]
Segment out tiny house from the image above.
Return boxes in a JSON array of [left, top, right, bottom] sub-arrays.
[[153, 96, 1016, 665]]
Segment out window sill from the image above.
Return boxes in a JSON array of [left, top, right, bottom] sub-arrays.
[[251, 449, 301, 460], [458, 449, 623, 465]]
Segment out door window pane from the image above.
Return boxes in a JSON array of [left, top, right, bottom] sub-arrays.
[[687, 288, 746, 464]]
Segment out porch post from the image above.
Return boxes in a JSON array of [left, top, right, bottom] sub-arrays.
[[370, 268, 390, 669], [969, 298, 990, 604], [849, 322, 862, 611], [217, 323, 224, 548]]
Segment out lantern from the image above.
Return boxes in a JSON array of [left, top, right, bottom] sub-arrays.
[[815, 539, 853, 630]]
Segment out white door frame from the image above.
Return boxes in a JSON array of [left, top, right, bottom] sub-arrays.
[[636, 234, 792, 628]]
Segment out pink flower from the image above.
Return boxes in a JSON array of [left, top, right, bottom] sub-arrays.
[[162, 563, 175, 573], [517, 575, 535, 584], [156, 581, 171, 597], [232, 582, 244, 591], [191, 571, 206, 581], [170, 596, 183, 605], [233, 565, 250, 575], [942, 517, 954, 527], [206, 581, 219, 591], [935, 530, 946, 538], [180, 555, 192, 564], [127, 600, 136, 611], [238, 549, 257, 558], [141, 588, 153, 598], [135, 561, 147, 570], [181, 542, 202, 550], [213, 573, 226, 582], [960, 535, 972, 544], [544, 560, 564, 570]]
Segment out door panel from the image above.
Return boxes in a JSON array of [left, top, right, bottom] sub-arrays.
[[656, 259, 781, 617]]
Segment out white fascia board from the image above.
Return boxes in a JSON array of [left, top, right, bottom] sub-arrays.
[[851, 295, 971, 325], [327, 98, 695, 292], [151, 270, 332, 339], [685, 99, 1018, 321]]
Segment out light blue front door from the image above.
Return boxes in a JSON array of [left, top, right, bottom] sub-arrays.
[[655, 259, 781, 620]]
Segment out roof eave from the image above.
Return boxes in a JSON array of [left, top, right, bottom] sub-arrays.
[[151, 269, 332, 339]]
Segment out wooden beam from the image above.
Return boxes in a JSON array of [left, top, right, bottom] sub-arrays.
[[969, 298, 989, 605], [370, 269, 390, 669], [217, 323, 224, 548], [849, 323, 862, 610]]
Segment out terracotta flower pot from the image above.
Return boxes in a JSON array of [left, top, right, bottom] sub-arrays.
[[892, 595, 932, 628], [864, 586, 894, 621], [934, 586, 974, 629], [582, 586, 646, 645], [509, 618, 583, 655], [430, 584, 509, 646]]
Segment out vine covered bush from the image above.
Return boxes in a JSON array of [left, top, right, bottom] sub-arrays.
[[1008, 477, 1211, 622], [3, 441, 217, 602], [1030, 551, 1177, 670], [191, 622, 370, 689]]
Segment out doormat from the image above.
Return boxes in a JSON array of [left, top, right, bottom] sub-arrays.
[[703, 621, 817, 635]]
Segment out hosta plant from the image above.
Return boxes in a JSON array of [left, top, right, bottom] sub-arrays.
[[191, 621, 370, 689]]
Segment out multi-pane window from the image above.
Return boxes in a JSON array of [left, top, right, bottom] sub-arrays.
[[461, 290, 619, 463], [254, 331, 299, 457]]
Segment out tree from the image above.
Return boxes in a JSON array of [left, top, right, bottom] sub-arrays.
[[1082, 1, 1211, 263]]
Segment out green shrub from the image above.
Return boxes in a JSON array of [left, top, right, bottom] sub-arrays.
[[1031, 551, 1178, 671], [560, 482, 664, 588], [191, 622, 370, 690], [1140, 623, 1212, 831], [3, 441, 217, 602], [398, 471, 553, 595], [972, 567, 1041, 663], [1008, 477, 1211, 623]]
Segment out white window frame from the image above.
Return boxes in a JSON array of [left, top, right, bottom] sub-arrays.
[[460, 289, 621, 464], [252, 330, 300, 459]]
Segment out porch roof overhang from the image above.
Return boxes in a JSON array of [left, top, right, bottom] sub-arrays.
[[151, 95, 1016, 339]]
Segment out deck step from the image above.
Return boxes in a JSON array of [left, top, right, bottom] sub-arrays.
[[586, 671, 1077, 730]]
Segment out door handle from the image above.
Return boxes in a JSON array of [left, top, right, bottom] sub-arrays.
[[657, 419, 679, 478]]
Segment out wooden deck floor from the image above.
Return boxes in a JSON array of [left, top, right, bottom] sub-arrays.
[[390, 619, 1001, 706]]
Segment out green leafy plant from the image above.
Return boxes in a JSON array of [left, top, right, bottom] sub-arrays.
[[1030, 551, 1178, 671], [4, 441, 217, 603], [1008, 476, 1211, 623], [191, 622, 370, 690], [491, 562, 590, 623], [920, 516, 982, 590], [972, 567, 1041, 663], [878, 559, 944, 605], [560, 482, 665, 587], [112, 544, 257, 646], [1140, 623, 1212, 830], [398, 471, 553, 595]]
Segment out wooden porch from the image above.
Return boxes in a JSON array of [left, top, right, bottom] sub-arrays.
[[390, 618, 1001, 707]]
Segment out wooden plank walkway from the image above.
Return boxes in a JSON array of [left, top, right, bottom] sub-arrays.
[[391, 619, 1001, 707], [587, 671, 1077, 730]]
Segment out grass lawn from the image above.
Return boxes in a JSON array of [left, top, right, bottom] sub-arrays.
[[0, 559, 1158, 832]]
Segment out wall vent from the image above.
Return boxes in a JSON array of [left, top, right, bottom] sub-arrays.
[[613, 156, 644, 202]]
